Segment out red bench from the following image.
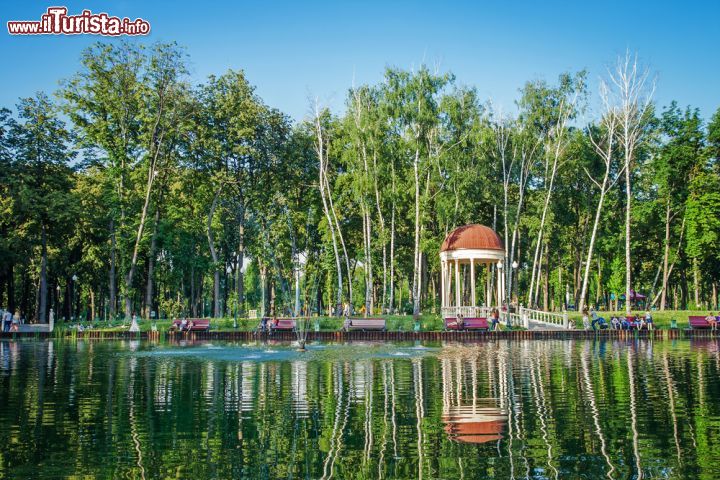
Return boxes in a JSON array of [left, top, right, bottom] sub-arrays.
[[621, 316, 648, 330], [445, 317, 489, 331], [689, 316, 717, 329], [346, 318, 386, 331], [269, 318, 296, 331], [170, 318, 210, 332]]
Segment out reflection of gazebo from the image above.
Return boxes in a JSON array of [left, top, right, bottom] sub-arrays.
[[440, 224, 505, 319], [443, 405, 506, 444]]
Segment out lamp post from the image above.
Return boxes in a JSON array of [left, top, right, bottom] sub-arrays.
[[71, 274, 78, 320]]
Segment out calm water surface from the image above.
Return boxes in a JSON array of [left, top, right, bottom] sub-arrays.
[[1, 338, 719, 479]]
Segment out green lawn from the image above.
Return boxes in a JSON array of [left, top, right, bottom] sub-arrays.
[[56, 310, 711, 333], [566, 310, 711, 329]]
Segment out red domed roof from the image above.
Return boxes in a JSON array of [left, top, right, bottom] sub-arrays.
[[441, 224, 504, 252]]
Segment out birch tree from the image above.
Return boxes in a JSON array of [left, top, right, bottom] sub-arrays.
[[385, 66, 451, 317], [578, 82, 624, 313], [123, 43, 189, 320], [605, 52, 654, 314], [525, 72, 587, 308], [313, 103, 346, 316]]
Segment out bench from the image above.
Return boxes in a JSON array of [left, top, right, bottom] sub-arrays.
[[170, 318, 210, 332], [269, 318, 296, 331], [626, 316, 644, 330], [346, 318, 386, 331], [688, 316, 717, 329], [445, 317, 489, 331]]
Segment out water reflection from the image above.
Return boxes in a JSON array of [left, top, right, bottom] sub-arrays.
[[441, 353, 507, 445], [2, 339, 720, 478]]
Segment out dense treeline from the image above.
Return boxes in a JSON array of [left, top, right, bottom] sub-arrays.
[[1, 42, 718, 322]]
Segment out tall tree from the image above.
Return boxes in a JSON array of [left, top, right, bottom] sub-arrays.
[[605, 52, 654, 314], [11, 93, 75, 322]]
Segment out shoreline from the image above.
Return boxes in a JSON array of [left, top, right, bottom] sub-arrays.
[[1, 328, 716, 341]]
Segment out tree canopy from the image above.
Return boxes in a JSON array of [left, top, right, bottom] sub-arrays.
[[1, 42, 718, 322]]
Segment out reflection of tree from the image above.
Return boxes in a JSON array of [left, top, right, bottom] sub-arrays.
[[413, 358, 424, 480], [5, 341, 720, 478], [580, 343, 614, 478], [627, 348, 643, 479], [529, 352, 558, 479], [321, 362, 350, 480]]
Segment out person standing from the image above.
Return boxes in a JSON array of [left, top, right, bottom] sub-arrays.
[[129, 311, 140, 332], [490, 308, 501, 331], [644, 310, 653, 331]]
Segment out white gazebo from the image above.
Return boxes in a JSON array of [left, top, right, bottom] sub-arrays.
[[440, 224, 505, 319]]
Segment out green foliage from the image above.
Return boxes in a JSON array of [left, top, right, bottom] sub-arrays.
[[1, 45, 719, 324]]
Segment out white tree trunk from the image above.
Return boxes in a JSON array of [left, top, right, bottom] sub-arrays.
[[314, 106, 344, 316], [660, 199, 671, 310], [412, 147, 421, 317]]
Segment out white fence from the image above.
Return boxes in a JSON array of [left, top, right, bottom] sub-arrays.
[[441, 305, 569, 329], [519, 307, 568, 329]]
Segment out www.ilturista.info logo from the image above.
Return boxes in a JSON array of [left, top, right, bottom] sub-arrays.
[[7, 7, 150, 36]]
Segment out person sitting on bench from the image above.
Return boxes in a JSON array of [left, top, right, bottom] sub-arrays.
[[706, 312, 717, 331], [268, 317, 279, 335], [620, 316, 630, 330], [610, 316, 620, 330], [343, 317, 352, 332]]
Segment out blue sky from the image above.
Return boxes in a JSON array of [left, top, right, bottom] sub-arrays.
[[2, 0, 718, 121]]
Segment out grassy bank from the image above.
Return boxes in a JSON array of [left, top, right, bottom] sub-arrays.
[[54, 310, 709, 333], [55, 314, 446, 333], [566, 310, 709, 329]]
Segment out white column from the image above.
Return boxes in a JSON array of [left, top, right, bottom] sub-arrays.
[[497, 263, 502, 309], [485, 263, 490, 307], [470, 259, 476, 307], [455, 259, 461, 308], [440, 261, 444, 307]]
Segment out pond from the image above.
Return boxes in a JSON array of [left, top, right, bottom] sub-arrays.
[[1, 338, 719, 479]]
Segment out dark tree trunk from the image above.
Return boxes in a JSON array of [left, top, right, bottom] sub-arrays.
[[7, 263, 15, 312], [109, 219, 116, 318], [190, 263, 196, 316], [207, 188, 222, 318], [38, 224, 48, 323], [144, 208, 161, 320]]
